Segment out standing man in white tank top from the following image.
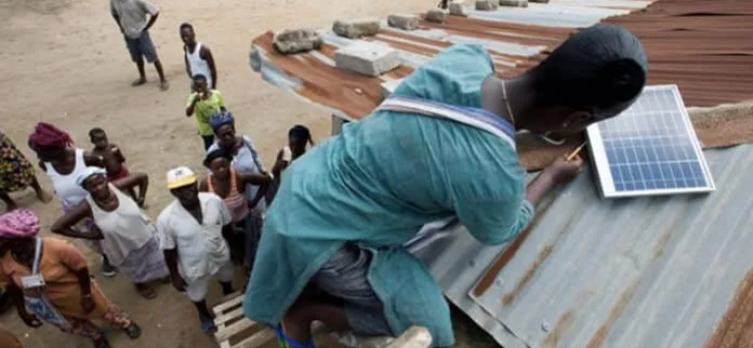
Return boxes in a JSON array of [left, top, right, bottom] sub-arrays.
[[180, 23, 217, 90]]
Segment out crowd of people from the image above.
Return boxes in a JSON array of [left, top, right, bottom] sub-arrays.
[[1, 0, 652, 347]]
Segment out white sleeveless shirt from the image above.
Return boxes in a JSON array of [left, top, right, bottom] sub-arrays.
[[186, 42, 212, 87], [44, 148, 89, 206], [86, 185, 154, 265]]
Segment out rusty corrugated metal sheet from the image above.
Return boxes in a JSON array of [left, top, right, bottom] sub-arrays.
[[411, 144, 753, 348], [604, 0, 753, 107]]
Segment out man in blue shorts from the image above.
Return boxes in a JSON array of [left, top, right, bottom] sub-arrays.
[[111, 0, 169, 91]]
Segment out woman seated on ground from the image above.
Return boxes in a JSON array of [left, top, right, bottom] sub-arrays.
[[51, 168, 169, 299], [0, 209, 141, 348], [0, 131, 52, 211], [200, 148, 271, 272], [266, 125, 314, 204]]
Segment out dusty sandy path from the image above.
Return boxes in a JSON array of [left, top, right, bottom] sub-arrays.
[[0, 0, 498, 346]]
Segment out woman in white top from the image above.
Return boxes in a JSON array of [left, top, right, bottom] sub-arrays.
[[51, 168, 169, 299], [181, 23, 217, 89], [27, 123, 118, 277]]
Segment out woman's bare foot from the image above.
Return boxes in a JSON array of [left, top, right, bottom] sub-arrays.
[[135, 283, 157, 299], [132, 77, 147, 87]]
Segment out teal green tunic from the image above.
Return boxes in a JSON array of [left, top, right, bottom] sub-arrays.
[[244, 44, 534, 347]]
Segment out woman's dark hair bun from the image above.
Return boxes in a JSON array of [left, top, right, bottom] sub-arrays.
[[596, 59, 647, 105]]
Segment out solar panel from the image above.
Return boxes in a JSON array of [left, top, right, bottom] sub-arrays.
[[586, 85, 715, 198]]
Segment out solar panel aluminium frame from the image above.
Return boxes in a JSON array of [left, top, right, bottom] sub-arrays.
[[586, 85, 716, 198]]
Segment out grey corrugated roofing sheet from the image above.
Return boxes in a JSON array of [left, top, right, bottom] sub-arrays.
[[412, 144, 753, 348]]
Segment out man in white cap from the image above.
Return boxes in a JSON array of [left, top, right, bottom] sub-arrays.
[[157, 166, 236, 334]]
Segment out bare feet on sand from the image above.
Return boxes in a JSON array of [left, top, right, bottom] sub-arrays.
[[132, 77, 147, 87]]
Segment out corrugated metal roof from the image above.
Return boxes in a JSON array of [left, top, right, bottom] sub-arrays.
[[411, 144, 753, 348]]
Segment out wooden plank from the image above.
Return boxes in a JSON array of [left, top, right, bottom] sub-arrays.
[[234, 328, 278, 348], [213, 293, 243, 315], [215, 318, 257, 342], [215, 306, 245, 326]]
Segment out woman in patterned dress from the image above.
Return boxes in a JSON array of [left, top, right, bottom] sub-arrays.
[[0, 131, 52, 211]]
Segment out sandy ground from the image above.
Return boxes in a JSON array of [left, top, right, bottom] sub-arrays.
[[0, 0, 500, 347]]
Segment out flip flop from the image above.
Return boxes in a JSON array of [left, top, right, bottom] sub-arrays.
[[123, 322, 142, 339], [200, 317, 217, 335], [93, 337, 111, 348], [160, 80, 170, 91], [131, 78, 147, 87], [136, 285, 158, 299]]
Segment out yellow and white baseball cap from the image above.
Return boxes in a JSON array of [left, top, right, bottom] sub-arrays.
[[166, 166, 197, 189]]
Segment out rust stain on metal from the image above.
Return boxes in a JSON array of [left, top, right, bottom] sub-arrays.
[[500, 206, 579, 306], [701, 269, 753, 348], [543, 310, 576, 348], [585, 281, 640, 348]]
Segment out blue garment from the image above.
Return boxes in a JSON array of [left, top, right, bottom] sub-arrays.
[[244, 44, 534, 347]]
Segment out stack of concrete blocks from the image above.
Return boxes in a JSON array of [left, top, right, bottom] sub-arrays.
[[500, 0, 528, 7], [476, 0, 499, 11], [334, 42, 401, 77], [332, 18, 381, 39], [273, 29, 323, 54], [425, 9, 448, 23], [449, 2, 467, 16], [387, 14, 420, 31]]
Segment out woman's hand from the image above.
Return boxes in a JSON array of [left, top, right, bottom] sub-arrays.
[[171, 274, 187, 292], [21, 312, 43, 328], [542, 156, 585, 186], [81, 293, 95, 313]]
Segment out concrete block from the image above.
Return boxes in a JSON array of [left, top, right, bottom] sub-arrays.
[[476, 0, 499, 11], [500, 0, 528, 7], [334, 42, 401, 77], [529, 0, 550, 3], [449, 2, 466, 16], [332, 18, 381, 39], [426, 9, 448, 23], [387, 14, 420, 31], [273, 29, 323, 54], [381, 78, 404, 98]]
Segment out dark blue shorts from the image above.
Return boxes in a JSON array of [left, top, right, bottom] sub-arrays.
[[125, 31, 158, 63]]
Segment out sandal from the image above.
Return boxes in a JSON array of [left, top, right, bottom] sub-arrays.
[[135, 284, 158, 300], [200, 316, 217, 335], [124, 322, 142, 339]]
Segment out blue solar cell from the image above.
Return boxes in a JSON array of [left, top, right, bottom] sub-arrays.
[[588, 85, 714, 197]]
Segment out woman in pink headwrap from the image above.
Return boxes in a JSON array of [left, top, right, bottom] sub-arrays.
[[0, 210, 141, 348]]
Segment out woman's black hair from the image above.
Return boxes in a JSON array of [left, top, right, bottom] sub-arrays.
[[203, 147, 233, 168], [180, 22, 193, 31], [530, 25, 648, 119], [289, 125, 314, 145]]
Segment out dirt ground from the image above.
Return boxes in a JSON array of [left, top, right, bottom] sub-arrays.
[[0, 0, 499, 347]]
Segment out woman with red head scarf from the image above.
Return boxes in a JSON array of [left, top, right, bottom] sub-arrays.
[[27, 123, 118, 277], [0, 209, 141, 348]]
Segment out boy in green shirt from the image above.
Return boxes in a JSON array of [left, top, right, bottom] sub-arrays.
[[186, 74, 225, 150]]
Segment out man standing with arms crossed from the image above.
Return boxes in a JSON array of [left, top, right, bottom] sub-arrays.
[[111, 0, 169, 91]]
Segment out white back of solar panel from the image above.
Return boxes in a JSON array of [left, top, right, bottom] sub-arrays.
[[586, 85, 715, 198]]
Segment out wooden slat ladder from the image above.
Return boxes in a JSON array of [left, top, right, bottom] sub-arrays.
[[212, 293, 432, 348]]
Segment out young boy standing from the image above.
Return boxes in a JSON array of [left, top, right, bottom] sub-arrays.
[[89, 128, 138, 199], [186, 74, 225, 150]]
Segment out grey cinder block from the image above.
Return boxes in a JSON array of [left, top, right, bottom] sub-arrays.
[[332, 18, 381, 39], [449, 2, 466, 16], [426, 9, 448, 23], [273, 29, 323, 54], [500, 0, 528, 7], [476, 0, 499, 11], [387, 14, 420, 31], [334, 42, 401, 77]]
